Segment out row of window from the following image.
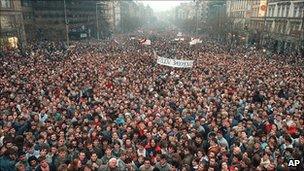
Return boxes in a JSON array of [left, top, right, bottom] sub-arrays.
[[0, 15, 15, 28], [268, 4, 304, 18], [1, 0, 11, 8], [248, 20, 301, 35]]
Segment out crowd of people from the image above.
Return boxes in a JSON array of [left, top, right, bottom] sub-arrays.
[[0, 31, 303, 171]]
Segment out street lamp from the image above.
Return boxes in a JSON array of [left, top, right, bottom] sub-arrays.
[[96, 2, 105, 40], [96, 2, 107, 40], [195, 0, 200, 36], [63, 0, 69, 47], [213, 4, 222, 41]]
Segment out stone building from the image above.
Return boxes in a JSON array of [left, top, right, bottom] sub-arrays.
[[1, 0, 26, 49]]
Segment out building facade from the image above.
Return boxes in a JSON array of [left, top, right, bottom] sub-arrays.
[[20, 0, 100, 42], [264, 0, 304, 53], [105, 1, 121, 33], [227, 0, 304, 53], [1, 0, 26, 50]]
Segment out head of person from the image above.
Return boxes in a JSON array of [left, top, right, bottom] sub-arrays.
[[90, 153, 98, 162], [104, 146, 111, 155], [108, 158, 117, 169], [28, 156, 38, 168], [83, 164, 93, 171], [57, 164, 68, 171], [79, 151, 86, 161], [38, 156, 49, 169], [16, 163, 26, 171], [143, 157, 152, 169], [159, 154, 167, 166]]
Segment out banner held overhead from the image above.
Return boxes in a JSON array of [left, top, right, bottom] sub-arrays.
[[157, 57, 194, 68]]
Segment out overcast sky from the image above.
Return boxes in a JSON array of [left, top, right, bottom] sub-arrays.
[[141, 1, 190, 12]]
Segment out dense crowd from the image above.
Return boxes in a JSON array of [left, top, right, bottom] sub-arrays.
[[0, 32, 303, 171]]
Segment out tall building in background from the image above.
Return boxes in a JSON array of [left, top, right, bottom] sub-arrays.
[[1, 0, 26, 50]]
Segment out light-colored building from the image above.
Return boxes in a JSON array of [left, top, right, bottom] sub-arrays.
[[227, 0, 304, 53], [264, 0, 304, 52], [227, 0, 248, 29], [1, 0, 26, 50]]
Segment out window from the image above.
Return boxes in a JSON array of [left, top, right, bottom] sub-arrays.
[[21, 0, 32, 7], [281, 5, 285, 17], [0, 15, 14, 28], [285, 5, 290, 17], [1, 0, 12, 8], [294, 6, 298, 17], [277, 6, 281, 17]]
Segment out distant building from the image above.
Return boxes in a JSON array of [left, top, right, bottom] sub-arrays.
[[175, 2, 196, 21], [265, 0, 304, 53], [103, 1, 121, 33], [205, 0, 227, 40], [20, 0, 99, 41], [1, 0, 26, 50], [227, 0, 304, 53]]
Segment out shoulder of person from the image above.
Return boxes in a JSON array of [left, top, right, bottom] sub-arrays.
[[98, 164, 108, 171]]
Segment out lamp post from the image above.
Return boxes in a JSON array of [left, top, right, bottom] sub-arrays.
[[301, 5, 304, 55], [195, 0, 200, 36], [213, 4, 221, 41], [63, 0, 69, 47], [262, 0, 269, 47], [96, 3, 100, 40], [96, 2, 105, 40]]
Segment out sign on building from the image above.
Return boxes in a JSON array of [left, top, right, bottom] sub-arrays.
[[258, 0, 268, 17]]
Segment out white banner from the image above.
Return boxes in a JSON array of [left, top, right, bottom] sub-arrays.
[[157, 56, 194, 68], [142, 39, 151, 45], [177, 32, 183, 37], [189, 38, 202, 45], [80, 33, 87, 38], [174, 38, 185, 41]]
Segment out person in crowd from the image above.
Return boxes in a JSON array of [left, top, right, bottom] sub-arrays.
[[0, 31, 303, 171]]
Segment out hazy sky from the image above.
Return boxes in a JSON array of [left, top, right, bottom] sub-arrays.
[[141, 1, 190, 12]]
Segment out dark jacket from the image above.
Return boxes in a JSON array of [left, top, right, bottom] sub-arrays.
[[0, 156, 17, 171]]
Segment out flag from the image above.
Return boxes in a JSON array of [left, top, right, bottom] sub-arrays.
[[139, 38, 146, 43], [139, 38, 151, 45]]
